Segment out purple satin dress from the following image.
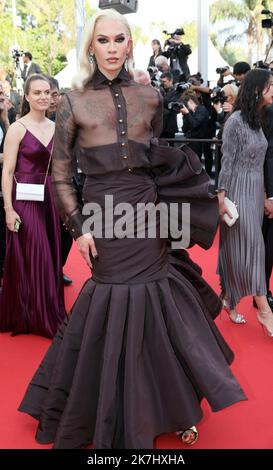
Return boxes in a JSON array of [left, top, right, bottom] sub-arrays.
[[0, 130, 66, 338]]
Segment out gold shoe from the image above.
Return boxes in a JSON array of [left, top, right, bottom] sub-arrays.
[[222, 299, 246, 324], [257, 310, 273, 337], [176, 426, 198, 445]]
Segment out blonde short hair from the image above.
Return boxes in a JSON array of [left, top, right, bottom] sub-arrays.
[[222, 83, 238, 101], [72, 9, 134, 91]]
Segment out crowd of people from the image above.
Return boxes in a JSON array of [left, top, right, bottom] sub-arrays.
[[0, 8, 273, 450]]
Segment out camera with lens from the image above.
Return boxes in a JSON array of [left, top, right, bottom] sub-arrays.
[[11, 48, 23, 66], [168, 101, 185, 112], [253, 60, 269, 70], [147, 66, 160, 88], [163, 28, 185, 47], [216, 66, 230, 74], [211, 86, 227, 105], [261, 9, 273, 28], [175, 81, 192, 93]]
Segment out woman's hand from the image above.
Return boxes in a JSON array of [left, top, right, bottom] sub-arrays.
[[5, 208, 21, 232], [217, 192, 233, 222], [222, 102, 233, 113], [76, 232, 98, 269], [219, 201, 233, 222], [265, 198, 273, 219]]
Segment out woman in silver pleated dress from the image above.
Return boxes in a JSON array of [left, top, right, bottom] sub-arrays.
[[218, 68, 273, 335]]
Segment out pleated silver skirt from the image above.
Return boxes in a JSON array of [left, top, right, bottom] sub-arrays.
[[218, 169, 267, 308]]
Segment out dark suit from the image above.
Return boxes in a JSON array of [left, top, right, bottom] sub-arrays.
[[160, 87, 180, 139], [263, 105, 273, 293], [21, 62, 42, 81], [182, 105, 210, 159]]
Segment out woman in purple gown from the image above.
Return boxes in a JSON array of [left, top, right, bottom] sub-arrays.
[[0, 74, 66, 338], [19, 11, 246, 449]]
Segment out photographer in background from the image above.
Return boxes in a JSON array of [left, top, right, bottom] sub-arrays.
[[154, 55, 169, 74], [21, 52, 42, 82], [187, 74, 216, 176], [159, 71, 181, 140], [212, 84, 238, 174], [212, 84, 238, 136], [162, 28, 192, 80], [217, 62, 250, 88], [216, 66, 233, 88], [233, 61, 251, 84], [181, 94, 209, 159]]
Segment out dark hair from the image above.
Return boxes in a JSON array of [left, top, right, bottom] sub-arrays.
[[233, 61, 251, 76], [151, 39, 162, 55], [232, 68, 271, 129], [24, 52, 32, 61], [183, 94, 200, 106], [160, 71, 173, 81], [21, 74, 50, 116]]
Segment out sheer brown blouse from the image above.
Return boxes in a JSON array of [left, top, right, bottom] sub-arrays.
[[51, 68, 163, 239]]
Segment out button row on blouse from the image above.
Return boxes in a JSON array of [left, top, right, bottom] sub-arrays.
[[111, 85, 131, 172]]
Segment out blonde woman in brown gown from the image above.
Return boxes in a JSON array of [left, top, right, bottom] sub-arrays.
[[19, 9, 246, 449]]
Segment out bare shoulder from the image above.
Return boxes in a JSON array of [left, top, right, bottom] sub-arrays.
[[6, 120, 26, 142]]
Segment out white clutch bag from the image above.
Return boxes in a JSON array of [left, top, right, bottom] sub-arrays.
[[16, 182, 45, 202], [223, 196, 239, 227], [14, 139, 53, 202]]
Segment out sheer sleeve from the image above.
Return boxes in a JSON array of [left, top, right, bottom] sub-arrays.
[[217, 115, 239, 193], [51, 94, 84, 240]]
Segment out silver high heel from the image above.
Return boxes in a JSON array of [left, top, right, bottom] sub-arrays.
[[176, 426, 198, 445], [257, 310, 273, 337], [222, 299, 246, 324]]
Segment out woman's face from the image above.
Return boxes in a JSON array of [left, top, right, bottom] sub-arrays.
[[152, 42, 160, 53], [26, 80, 51, 112], [261, 78, 273, 107], [91, 18, 132, 79]]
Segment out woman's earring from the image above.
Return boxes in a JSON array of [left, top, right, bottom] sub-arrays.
[[88, 52, 95, 65], [125, 54, 129, 70]]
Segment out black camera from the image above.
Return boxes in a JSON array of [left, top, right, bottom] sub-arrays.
[[168, 101, 185, 112], [147, 66, 160, 88], [216, 66, 230, 74], [253, 60, 270, 70], [11, 48, 23, 66], [261, 9, 273, 28], [163, 28, 185, 46], [175, 81, 192, 93], [211, 86, 227, 105]]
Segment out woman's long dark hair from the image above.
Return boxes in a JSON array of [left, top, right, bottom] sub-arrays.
[[232, 68, 271, 129], [21, 74, 50, 117], [151, 39, 163, 57]]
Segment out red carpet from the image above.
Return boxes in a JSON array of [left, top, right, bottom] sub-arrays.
[[1, 237, 273, 449]]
